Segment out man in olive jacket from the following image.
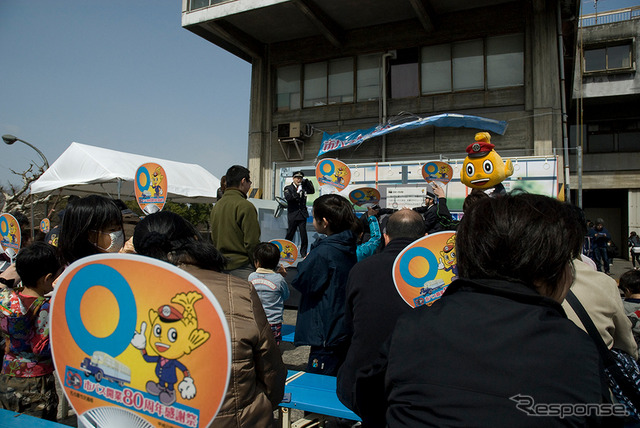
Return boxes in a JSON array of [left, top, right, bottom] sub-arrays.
[[210, 165, 260, 281]]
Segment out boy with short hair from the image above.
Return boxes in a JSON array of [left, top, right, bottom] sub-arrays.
[[248, 242, 290, 344], [0, 242, 62, 420]]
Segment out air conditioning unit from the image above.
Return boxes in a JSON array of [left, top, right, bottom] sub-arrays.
[[278, 122, 302, 139]]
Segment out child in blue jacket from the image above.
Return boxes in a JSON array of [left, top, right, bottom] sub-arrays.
[[292, 194, 358, 375]]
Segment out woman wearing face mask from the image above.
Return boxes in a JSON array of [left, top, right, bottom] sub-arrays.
[[58, 195, 125, 265]]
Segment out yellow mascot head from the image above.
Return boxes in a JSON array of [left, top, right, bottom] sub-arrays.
[[460, 132, 513, 189]]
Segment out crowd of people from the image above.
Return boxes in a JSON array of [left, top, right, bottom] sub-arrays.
[[1, 163, 640, 427]]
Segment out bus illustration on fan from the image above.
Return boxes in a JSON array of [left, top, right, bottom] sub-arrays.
[[80, 351, 132, 387], [413, 278, 447, 308]]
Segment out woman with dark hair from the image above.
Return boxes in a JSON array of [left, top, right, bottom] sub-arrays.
[[133, 211, 226, 270], [292, 194, 358, 376], [356, 193, 607, 427], [134, 211, 286, 427], [58, 195, 124, 265], [455, 193, 581, 299]]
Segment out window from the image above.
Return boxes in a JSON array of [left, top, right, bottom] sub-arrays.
[[584, 42, 633, 72], [189, 0, 209, 10], [304, 62, 327, 107], [608, 44, 632, 69], [420, 34, 523, 94], [452, 39, 484, 91], [390, 48, 419, 98], [584, 48, 606, 71], [487, 34, 524, 88], [618, 132, 640, 152], [275, 33, 524, 110], [586, 120, 640, 153], [276, 54, 381, 109], [302, 59, 355, 108], [188, 0, 229, 11], [587, 133, 615, 153], [277, 56, 363, 110], [328, 58, 354, 104], [276, 65, 301, 111], [357, 54, 381, 101], [421, 44, 451, 94]]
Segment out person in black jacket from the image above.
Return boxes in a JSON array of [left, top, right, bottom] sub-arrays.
[[337, 209, 425, 413], [283, 171, 315, 257], [355, 193, 609, 427], [412, 183, 453, 233]]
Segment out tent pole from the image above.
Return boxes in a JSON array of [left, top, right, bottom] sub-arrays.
[[30, 191, 35, 240], [117, 179, 121, 200]]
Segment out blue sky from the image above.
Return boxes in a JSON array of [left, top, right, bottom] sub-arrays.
[[1, 0, 638, 188], [582, 0, 640, 14], [0, 1, 251, 187]]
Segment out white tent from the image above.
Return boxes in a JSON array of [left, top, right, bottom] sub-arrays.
[[31, 143, 220, 203]]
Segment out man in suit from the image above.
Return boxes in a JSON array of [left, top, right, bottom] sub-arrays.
[[283, 171, 315, 257]]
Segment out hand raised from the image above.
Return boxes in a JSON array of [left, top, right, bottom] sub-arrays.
[[131, 322, 147, 350]]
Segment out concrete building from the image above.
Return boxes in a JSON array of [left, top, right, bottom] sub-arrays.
[[571, 6, 640, 259], [182, 0, 581, 198]]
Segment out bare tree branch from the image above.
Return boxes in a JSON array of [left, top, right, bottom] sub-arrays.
[[0, 162, 54, 217]]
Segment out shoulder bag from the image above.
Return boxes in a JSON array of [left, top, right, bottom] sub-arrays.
[[566, 290, 640, 421]]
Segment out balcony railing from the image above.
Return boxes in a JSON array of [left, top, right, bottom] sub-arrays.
[[580, 6, 640, 27]]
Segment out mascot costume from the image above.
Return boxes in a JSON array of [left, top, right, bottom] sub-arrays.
[[460, 132, 513, 195]]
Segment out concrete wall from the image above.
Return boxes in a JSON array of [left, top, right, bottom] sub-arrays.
[[568, 17, 639, 201], [573, 19, 640, 99], [246, 1, 568, 197]]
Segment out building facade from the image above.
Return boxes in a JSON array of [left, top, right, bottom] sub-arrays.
[[571, 7, 640, 258], [182, 0, 580, 197]]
